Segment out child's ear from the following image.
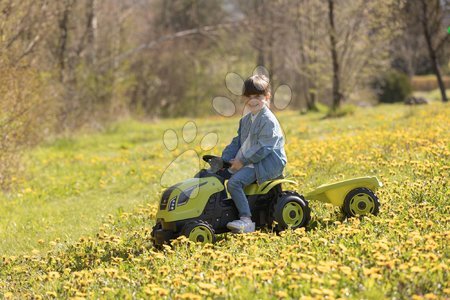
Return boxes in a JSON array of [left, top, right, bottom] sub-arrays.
[[265, 92, 271, 100]]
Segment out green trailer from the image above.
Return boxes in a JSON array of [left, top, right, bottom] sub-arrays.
[[305, 176, 382, 217]]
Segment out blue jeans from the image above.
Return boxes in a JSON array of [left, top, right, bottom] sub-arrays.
[[195, 167, 255, 218], [226, 167, 256, 218]]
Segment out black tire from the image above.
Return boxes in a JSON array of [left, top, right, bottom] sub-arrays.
[[272, 191, 311, 231], [150, 221, 163, 248], [181, 220, 217, 244], [343, 187, 380, 217]]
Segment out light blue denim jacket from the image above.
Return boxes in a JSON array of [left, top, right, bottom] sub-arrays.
[[221, 105, 287, 185]]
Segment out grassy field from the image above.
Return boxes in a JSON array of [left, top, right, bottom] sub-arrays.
[[0, 103, 449, 299]]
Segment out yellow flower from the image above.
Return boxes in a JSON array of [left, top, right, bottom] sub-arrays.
[[176, 293, 202, 300], [275, 291, 288, 298]]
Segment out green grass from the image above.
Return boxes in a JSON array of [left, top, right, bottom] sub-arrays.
[[0, 103, 447, 255], [413, 88, 449, 101], [0, 115, 247, 254], [0, 102, 449, 298]]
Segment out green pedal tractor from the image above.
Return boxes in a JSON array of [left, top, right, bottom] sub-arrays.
[[151, 155, 382, 246]]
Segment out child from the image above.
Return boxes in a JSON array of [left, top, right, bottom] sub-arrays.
[[221, 74, 287, 233]]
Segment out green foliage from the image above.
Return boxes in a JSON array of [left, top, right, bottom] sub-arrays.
[[313, 101, 330, 114], [326, 104, 356, 118], [426, 88, 449, 101], [414, 88, 450, 102], [0, 60, 56, 189], [375, 71, 413, 103]]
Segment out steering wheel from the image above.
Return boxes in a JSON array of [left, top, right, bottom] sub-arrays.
[[202, 155, 232, 169]]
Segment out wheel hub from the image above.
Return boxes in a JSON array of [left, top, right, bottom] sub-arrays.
[[358, 201, 367, 210], [349, 193, 375, 215], [189, 226, 212, 243], [282, 202, 304, 228]]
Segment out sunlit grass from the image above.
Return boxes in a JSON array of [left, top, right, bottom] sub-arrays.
[[0, 103, 449, 298]]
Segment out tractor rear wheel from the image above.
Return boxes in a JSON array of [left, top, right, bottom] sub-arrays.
[[181, 220, 216, 244], [272, 191, 310, 231]]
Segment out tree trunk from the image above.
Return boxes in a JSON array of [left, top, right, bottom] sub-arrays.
[[58, 1, 72, 83], [254, 0, 265, 68], [306, 90, 318, 111], [328, 0, 343, 111], [420, 0, 448, 102], [85, 0, 97, 65]]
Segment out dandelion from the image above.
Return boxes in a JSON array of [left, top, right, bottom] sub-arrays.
[[47, 271, 60, 280]]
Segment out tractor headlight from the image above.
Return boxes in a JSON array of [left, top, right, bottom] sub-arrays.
[[168, 196, 177, 211], [160, 184, 181, 210]]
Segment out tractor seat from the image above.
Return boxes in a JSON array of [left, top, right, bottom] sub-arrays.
[[250, 174, 284, 184]]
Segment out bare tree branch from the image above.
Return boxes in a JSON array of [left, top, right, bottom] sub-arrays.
[[101, 21, 247, 67], [435, 34, 449, 52], [15, 34, 40, 63]]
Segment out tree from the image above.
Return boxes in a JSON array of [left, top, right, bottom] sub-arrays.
[[0, 1, 57, 188], [328, 0, 343, 111], [418, 0, 449, 102], [292, 0, 327, 112], [323, 0, 399, 110]]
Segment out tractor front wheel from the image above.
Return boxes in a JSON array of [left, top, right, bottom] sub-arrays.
[[150, 221, 163, 248]]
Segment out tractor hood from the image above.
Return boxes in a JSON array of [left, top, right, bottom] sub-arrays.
[[156, 176, 224, 222]]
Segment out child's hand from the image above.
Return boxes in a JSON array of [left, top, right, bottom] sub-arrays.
[[230, 159, 243, 172]]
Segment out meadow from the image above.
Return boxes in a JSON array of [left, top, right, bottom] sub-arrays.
[[0, 103, 449, 299]]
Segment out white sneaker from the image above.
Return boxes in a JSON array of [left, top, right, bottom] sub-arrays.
[[227, 217, 255, 233]]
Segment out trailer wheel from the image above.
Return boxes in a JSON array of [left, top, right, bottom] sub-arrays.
[[181, 220, 216, 244], [343, 187, 380, 217]]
